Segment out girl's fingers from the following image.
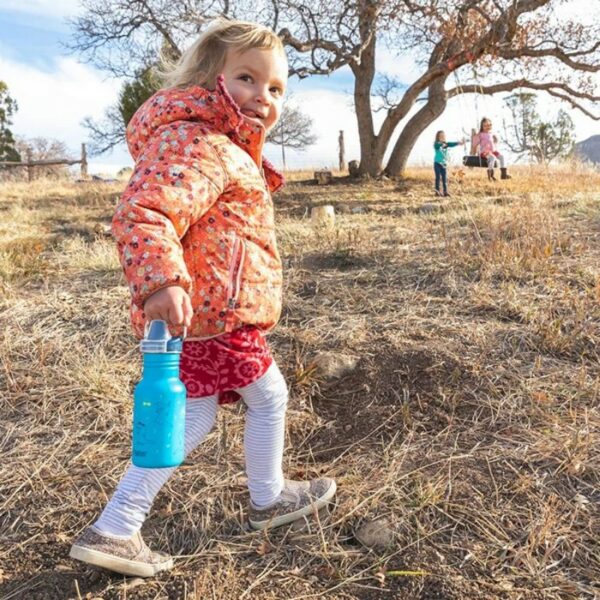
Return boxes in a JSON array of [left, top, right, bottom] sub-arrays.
[[182, 293, 193, 328], [144, 307, 161, 323], [167, 302, 185, 326]]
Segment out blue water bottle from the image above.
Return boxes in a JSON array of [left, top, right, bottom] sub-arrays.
[[132, 320, 186, 468]]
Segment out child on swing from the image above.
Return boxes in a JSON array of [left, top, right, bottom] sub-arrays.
[[433, 130, 465, 196], [472, 117, 511, 181], [69, 19, 336, 578]]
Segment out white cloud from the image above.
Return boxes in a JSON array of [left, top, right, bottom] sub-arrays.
[[376, 46, 424, 84], [1, 47, 597, 176], [0, 55, 132, 174], [0, 0, 81, 18]]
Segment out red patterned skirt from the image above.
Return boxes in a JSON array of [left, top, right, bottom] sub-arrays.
[[179, 326, 273, 404]]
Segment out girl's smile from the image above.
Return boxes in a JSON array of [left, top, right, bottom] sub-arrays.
[[221, 47, 288, 133]]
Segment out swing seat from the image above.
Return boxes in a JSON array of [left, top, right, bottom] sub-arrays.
[[462, 155, 487, 168]]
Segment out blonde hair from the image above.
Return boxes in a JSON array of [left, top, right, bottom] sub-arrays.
[[159, 19, 285, 89], [480, 117, 492, 132]]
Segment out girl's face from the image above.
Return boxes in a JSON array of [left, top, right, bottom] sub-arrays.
[[221, 47, 288, 133], [439, 132, 446, 142], [483, 120, 492, 132]]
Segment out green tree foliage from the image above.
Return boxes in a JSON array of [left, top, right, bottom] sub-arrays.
[[118, 68, 161, 127], [0, 81, 21, 162], [84, 67, 161, 154], [504, 93, 575, 163]]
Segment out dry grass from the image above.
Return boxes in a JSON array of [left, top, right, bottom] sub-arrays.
[[1, 166, 600, 599]]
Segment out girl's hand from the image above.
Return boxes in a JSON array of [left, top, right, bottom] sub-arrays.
[[493, 135, 498, 143], [143, 285, 193, 328]]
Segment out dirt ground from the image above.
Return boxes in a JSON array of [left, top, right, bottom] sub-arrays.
[[1, 165, 599, 599]]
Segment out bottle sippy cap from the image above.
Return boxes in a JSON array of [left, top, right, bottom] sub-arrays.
[[140, 320, 185, 353]]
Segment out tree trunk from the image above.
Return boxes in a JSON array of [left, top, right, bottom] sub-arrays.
[[384, 79, 448, 178], [352, 10, 386, 178]]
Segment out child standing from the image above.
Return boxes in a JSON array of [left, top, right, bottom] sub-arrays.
[[433, 131, 464, 197], [69, 19, 336, 578], [472, 117, 511, 181]]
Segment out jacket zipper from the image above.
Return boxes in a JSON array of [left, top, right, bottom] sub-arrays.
[[226, 234, 245, 322]]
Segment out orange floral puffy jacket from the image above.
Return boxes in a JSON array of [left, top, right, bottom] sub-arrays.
[[112, 76, 285, 339]]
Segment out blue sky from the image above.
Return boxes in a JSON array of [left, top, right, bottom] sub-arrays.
[[0, 1, 598, 175]]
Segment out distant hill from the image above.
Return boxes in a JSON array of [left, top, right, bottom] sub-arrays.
[[575, 135, 600, 164]]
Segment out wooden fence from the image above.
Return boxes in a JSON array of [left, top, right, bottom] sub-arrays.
[[0, 143, 88, 181]]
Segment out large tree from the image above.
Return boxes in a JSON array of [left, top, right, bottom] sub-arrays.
[[0, 81, 20, 162], [278, 0, 600, 177], [503, 92, 575, 163], [70, 1, 600, 176]]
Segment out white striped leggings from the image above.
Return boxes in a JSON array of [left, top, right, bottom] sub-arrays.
[[486, 152, 506, 169], [94, 362, 288, 538]]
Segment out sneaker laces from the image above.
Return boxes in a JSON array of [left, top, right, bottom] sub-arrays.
[[280, 480, 311, 508]]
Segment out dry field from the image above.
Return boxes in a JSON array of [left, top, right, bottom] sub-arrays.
[[1, 165, 599, 599]]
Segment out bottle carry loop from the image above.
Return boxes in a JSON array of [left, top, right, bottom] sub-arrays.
[[141, 322, 187, 353]]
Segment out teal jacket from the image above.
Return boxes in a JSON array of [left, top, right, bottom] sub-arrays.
[[434, 141, 460, 166]]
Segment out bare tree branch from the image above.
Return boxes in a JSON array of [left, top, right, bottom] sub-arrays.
[[448, 79, 600, 120], [68, 0, 600, 175]]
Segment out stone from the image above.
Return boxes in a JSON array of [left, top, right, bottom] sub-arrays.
[[312, 352, 359, 379], [314, 170, 333, 185], [355, 517, 394, 550], [311, 205, 335, 227]]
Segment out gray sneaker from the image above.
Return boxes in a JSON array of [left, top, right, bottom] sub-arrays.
[[69, 526, 173, 578], [249, 478, 337, 530]]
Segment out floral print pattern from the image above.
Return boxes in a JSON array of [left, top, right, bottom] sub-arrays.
[[180, 326, 272, 404], [112, 76, 285, 340]]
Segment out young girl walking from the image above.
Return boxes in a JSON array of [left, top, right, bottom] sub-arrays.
[[433, 130, 464, 196], [472, 117, 512, 181], [69, 19, 336, 578]]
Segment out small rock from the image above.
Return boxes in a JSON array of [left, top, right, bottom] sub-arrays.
[[311, 205, 335, 227], [355, 517, 394, 551], [348, 160, 360, 178], [312, 352, 359, 379]]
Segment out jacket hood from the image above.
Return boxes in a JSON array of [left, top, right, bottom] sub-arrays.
[[126, 75, 284, 193]]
